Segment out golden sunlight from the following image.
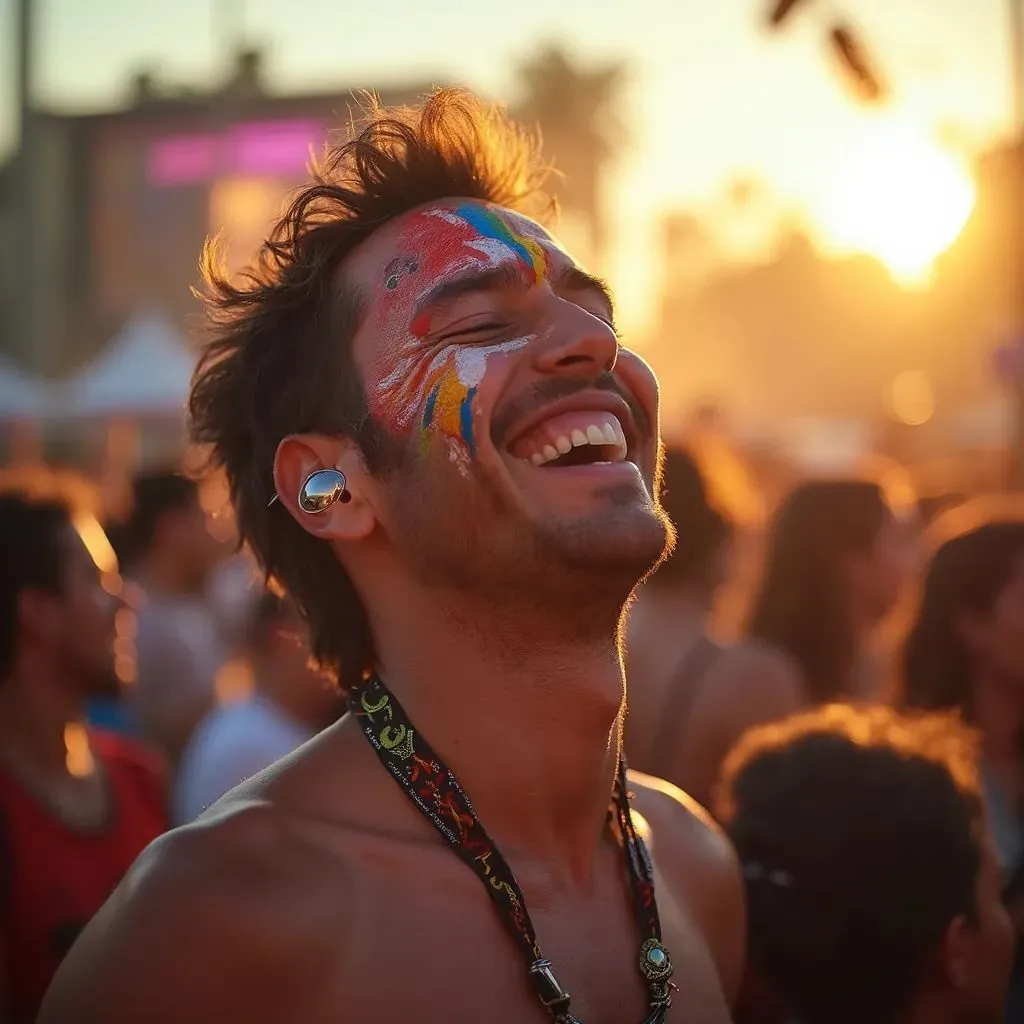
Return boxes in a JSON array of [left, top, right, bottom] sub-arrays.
[[72, 511, 118, 576], [64, 722, 96, 778], [816, 124, 976, 285]]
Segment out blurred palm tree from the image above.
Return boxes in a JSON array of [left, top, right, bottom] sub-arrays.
[[515, 45, 628, 264], [766, 0, 886, 102]]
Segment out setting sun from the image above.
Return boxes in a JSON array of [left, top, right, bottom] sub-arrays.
[[816, 124, 976, 285]]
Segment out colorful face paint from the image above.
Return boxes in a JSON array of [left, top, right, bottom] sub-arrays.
[[419, 336, 533, 458], [367, 202, 557, 459]]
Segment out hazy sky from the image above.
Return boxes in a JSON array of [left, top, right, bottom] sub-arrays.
[[0, 0, 1014, 327]]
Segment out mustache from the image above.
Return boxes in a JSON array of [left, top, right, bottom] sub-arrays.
[[490, 372, 649, 448]]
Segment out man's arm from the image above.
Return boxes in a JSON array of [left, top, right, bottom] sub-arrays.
[[39, 801, 352, 1023], [630, 771, 746, 1007]]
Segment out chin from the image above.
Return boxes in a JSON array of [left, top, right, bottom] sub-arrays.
[[532, 508, 670, 598]]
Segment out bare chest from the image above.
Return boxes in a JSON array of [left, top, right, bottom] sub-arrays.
[[303, 846, 731, 1024]]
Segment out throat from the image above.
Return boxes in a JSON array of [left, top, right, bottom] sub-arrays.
[[362, 588, 630, 876], [347, 673, 675, 1023], [367, 671, 624, 882]]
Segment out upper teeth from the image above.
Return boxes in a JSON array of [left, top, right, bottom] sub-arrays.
[[526, 416, 627, 466]]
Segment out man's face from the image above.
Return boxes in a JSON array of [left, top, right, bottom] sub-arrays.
[[348, 199, 670, 612], [161, 500, 221, 592], [55, 525, 125, 698]]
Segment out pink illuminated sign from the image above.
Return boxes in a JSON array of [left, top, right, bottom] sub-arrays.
[[147, 119, 325, 186]]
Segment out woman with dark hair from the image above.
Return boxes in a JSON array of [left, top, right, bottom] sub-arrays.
[[624, 446, 733, 780], [899, 521, 1024, 1021], [674, 478, 911, 808]]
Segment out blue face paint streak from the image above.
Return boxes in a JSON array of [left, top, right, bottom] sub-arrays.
[[423, 386, 439, 429], [451, 203, 537, 278], [459, 387, 478, 457]]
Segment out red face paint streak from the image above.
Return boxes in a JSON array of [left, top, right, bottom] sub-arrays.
[[366, 204, 564, 455]]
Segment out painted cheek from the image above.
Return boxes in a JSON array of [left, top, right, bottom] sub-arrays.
[[421, 358, 477, 456], [419, 337, 533, 459]]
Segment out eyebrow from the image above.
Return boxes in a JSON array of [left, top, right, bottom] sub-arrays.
[[410, 260, 617, 326], [412, 262, 527, 322]]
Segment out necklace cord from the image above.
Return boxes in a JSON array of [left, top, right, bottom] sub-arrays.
[[348, 675, 676, 1022]]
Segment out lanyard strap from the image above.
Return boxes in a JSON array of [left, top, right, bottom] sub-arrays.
[[349, 675, 675, 1022]]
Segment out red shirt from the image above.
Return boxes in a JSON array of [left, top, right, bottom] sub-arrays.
[[0, 730, 167, 1022]]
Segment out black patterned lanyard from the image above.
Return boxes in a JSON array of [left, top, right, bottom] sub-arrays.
[[349, 675, 676, 1024]]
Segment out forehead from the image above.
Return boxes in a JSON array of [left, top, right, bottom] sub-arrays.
[[342, 199, 568, 295]]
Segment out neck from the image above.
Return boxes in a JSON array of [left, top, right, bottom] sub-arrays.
[[368, 588, 626, 885], [133, 553, 194, 597], [0, 663, 83, 779], [635, 583, 711, 628], [973, 669, 1024, 766]]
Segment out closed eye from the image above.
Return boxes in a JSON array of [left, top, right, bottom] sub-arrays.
[[438, 322, 509, 342], [580, 308, 618, 335]]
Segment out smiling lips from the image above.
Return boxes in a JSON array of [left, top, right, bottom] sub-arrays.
[[509, 410, 630, 467]]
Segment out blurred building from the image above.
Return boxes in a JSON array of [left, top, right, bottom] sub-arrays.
[[0, 50, 438, 376]]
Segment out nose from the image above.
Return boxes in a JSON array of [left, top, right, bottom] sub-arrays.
[[531, 303, 619, 378]]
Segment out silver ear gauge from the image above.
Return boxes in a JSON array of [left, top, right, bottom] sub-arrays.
[[297, 468, 351, 514]]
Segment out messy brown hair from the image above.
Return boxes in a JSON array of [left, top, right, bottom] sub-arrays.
[[189, 88, 553, 689]]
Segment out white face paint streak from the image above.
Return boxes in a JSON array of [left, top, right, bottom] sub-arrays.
[[454, 335, 534, 388], [425, 208, 465, 225], [388, 347, 451, 428], [447, 438, 470, 477], [465, 237, 518, 266], [376, 352, 418, 393], [388, 335, 535, 435]]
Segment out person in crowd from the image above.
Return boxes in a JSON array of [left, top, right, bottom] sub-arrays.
[[625, 445, 733, 781], [41, 88, 744, 1023], [676, 478, 911, 807], [899, 520, 1024, 1021], [716, 703, 1014, 1024], [175, 592, 342, 823], [122, 471, 227, 766], [0, 477, 167, 1023]]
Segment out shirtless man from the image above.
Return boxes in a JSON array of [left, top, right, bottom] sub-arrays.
[[40, 89, 743, 1024]]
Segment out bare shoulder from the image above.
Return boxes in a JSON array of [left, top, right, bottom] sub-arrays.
[[693, 641, 804, 723], [628, 770, 746, 1003], [39, 796, 357, 1024], [628, 769, 740, 900]]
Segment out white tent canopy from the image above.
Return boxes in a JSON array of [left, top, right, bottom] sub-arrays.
[[0, 358, 57, 421], [63, 312, 197, 419]]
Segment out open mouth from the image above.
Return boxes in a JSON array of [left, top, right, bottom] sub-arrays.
[[508, 410, 630, 468]]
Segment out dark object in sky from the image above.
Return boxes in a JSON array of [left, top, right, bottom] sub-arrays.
[[829, 23, 887, 102], [768, 0, 811, 27]]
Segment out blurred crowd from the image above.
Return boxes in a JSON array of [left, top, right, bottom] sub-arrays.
[[0, 465, 344, 1021], [0, 451, 1022, 1022]]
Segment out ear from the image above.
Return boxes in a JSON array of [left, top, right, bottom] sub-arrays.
[[937, 912, 973, 991], [273, 434, 377, 543]]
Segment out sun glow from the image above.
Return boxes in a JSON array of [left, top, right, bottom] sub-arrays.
[[815, 123, 976, 286]]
